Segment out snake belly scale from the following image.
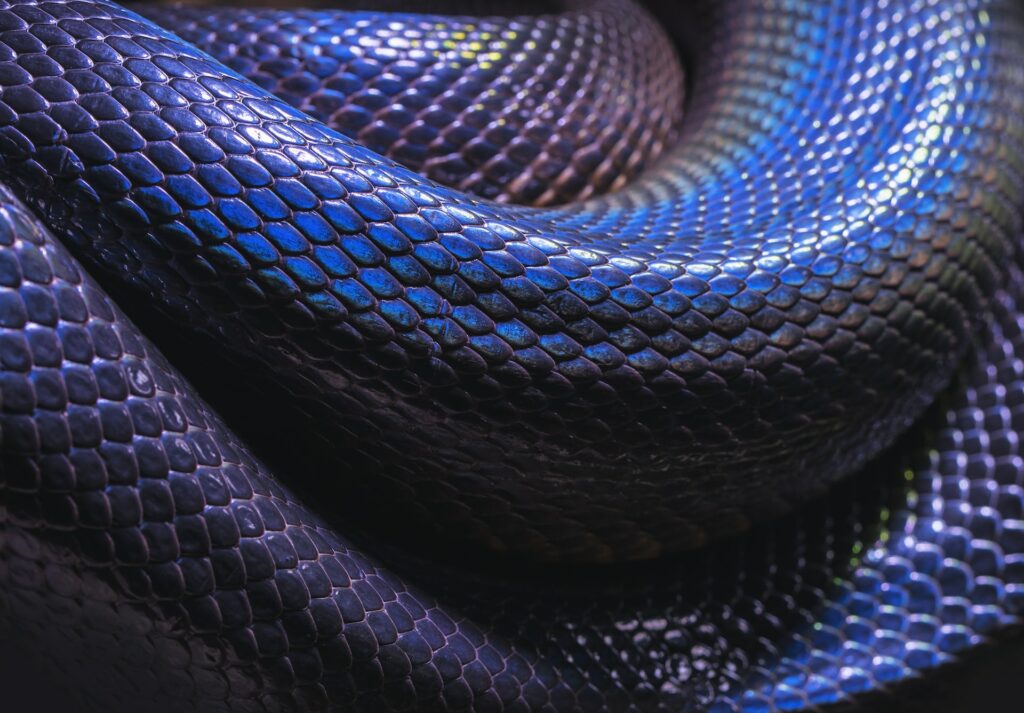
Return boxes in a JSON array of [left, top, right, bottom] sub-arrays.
[[1, 0, 1024, 711]]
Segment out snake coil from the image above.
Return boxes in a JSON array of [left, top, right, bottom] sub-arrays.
[[2, 0, 1024, 711]]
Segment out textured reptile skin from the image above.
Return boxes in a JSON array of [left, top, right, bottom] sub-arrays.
[[138, 0, 684, 206], [0, 0, 1020, 563], [1, 0, 1024, 711]]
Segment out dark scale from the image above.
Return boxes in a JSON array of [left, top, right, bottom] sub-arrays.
[[0, 0, 1023, 711]]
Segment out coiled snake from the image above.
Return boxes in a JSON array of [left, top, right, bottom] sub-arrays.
[[1, 0, 1024, 710]]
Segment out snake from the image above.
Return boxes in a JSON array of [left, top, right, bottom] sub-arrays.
[[1, 0, 1024, 710]]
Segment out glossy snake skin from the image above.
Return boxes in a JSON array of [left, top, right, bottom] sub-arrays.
[[2, 0, 1024, 711]]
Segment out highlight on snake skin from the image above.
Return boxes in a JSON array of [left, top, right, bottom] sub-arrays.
[[1, 0, 1024, 710]]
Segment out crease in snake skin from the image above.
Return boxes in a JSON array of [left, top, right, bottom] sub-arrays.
[[2, 0, 1024, 711]]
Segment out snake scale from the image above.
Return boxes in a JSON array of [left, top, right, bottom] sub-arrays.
[[2, 0, 1024, 710]]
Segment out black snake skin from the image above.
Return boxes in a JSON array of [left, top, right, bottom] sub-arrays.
[[2, 0, 1024, 711], [140, 0, 685, 206]]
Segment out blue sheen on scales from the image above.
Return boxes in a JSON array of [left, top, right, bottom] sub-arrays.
[[0, 0, 1023, 711]]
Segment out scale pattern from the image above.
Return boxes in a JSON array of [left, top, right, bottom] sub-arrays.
[[1, 183, 1024, 712], [138, 0, 684, 206], [0, 0, 1024, 710], [0, 0, 1019, 561]]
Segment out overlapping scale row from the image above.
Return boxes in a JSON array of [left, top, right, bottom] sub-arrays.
[[2, 179, 1024, 712], [710, 263, 1024, 711], [138, 0, 684, 206], [0, 0, 1018, 561], [0, 185, 509, 713]]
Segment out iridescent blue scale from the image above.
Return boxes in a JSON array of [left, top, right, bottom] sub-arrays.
[[0, 0, 1023, 711]]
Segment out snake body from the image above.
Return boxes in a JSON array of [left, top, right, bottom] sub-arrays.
[[2, 0, 1024, 710]]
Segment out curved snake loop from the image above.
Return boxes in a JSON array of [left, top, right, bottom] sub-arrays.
[[2, 0, 1024, 711]]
